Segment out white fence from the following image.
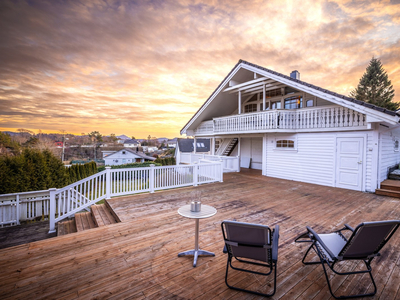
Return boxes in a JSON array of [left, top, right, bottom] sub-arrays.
[[195, 106, 367, 135], [178, 153, 240, 173], [0, 162, 224, 231], [0, 190, 51, 227]]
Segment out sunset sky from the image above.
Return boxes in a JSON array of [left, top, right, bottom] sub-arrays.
[[1, 0, 400, 138]]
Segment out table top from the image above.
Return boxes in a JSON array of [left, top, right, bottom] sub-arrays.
[[178, 204, 217, 219]]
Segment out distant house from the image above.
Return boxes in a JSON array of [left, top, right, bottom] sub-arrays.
[[123, 139, 141, 148], [116, 134, 131, 144], [102, 148, 155, 166], [167, 138, 178, 148], [142, 146, 158, 153], [175, 138, 210, 164], [54, 141, 63, 148]]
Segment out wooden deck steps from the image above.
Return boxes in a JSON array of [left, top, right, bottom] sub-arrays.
[[376, 179, 400, 198], [57, 201, 119, 236], [57, 219, 77, 236]]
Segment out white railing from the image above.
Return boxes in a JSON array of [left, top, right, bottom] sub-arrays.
[[1, 162, 224, 232], [195, 106, 366, 135], [195, 120, 214, 134], [180, 154, 240, 173], [0, 190, 51, 227]]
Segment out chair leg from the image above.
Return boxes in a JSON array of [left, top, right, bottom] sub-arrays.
[[224, 255, 277, 297], [319, 255, 377, 298], [301, 243, 322, 265]]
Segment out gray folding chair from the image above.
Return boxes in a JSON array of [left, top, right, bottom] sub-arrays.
[[295, 220, 400, 299], [221, 220, 279, 297]]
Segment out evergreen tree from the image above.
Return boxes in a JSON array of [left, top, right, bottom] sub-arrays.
[[350, 57, 398, 110]]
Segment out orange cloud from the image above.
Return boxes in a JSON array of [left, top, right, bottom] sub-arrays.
[[0, 0, 399, 138]]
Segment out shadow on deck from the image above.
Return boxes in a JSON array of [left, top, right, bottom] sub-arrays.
[[0, 171, 399, 299]]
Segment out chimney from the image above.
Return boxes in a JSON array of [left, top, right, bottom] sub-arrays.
[[290, 70, 300, 80]]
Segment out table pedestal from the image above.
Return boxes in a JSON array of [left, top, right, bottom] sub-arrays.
[[178, 219, 215, 267]]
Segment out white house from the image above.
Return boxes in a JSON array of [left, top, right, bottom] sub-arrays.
[[123, 139, 141, 148], [167, 138, 178, 148], [180, 59, 400, 192], [102, 148, 155, 166]]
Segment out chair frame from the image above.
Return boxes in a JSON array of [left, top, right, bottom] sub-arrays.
[[295, 220, 400, 299], [221, 220, 279, 297]]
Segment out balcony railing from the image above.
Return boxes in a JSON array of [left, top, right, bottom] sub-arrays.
[[194, 106, 366, 135]]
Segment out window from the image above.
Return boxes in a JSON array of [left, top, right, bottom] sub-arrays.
[[276, 140, 295, 148], [271, 101, 281, 109], [306, 99, 314, 107], [122, 151, 126, 154], [263, 88, 282, 98], [395, 140, 399, 152], [244, 103, 258, 113], [284, 96, 303, 109]]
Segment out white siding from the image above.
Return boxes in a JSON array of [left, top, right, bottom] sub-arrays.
[[265, 131, 374, 191], [379, 127, 400, 183], [266, 133, 335, 187]]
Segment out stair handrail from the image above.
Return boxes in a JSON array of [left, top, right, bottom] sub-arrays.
[[49, 169, 107, 233]]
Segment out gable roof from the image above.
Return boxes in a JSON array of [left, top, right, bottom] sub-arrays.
[[104, 148, 156, 161], [181, 59, 399, 135], [177, 138, 210, 153], [124, 139, 140, 144]]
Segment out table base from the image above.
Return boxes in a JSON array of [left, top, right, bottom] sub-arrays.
[[178, 249, 215, 267]]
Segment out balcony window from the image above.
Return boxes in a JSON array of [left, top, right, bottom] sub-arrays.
[[284, 96, 303, 109], [263, 88, 282, 98], [271, 101, 281, 109], [244, 103, 258, 113], [306, 99, 314, 107]]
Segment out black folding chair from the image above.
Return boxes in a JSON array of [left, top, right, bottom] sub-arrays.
[[221, 220, 279, 297], [295, 220, 400, 299]]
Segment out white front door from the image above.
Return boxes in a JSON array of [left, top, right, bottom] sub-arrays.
[[336, 137, 364, 191]]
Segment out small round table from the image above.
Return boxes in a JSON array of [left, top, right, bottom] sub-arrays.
[[177, 204, 217, 267]]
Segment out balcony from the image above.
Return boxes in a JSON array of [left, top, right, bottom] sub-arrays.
[[194, 105, 367, 135]]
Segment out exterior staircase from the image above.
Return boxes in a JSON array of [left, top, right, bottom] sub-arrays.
[[375, 180, 400, 198], [57, 200, 120, 236], [222, 138, 238, 156]]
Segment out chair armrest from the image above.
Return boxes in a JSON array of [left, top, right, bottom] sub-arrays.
[[294, 231, 313, 243], [272, 225, 279, 262], [344, 224, 355, 232], [306, 226, 336, 260]]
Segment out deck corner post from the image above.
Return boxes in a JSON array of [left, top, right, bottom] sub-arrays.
[[105, 167, 111, 199], [150, 164, 155, 193], [193, 162, 198, 187], [236, 155, 240, 173], [16, 194, 20, 225], [48, 188, 57, 233]]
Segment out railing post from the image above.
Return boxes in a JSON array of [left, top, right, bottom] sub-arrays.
[[193, 162, 198, 187], [105, 167, 111, 199], [16, 194, 20, 225], [219, 160, 224, 182], [48, 188, 57, 233], [236, 155, 240, 173], [150, 164, 155, 193]]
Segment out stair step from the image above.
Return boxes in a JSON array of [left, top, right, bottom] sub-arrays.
[[75, 212, 97, 232], [57, 219, 77, 236], [380, 179, 400, 192], [91, 203, 118, 227], [375, 189, 400, 198]]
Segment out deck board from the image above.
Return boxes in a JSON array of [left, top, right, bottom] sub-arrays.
[[0, 171, 400, 299]]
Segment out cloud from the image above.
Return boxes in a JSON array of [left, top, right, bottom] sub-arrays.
[[0, 0, 399, 137]]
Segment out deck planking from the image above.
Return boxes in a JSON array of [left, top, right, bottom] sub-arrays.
[[0, 170, 400, 299]]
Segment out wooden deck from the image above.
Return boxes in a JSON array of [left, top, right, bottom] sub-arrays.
[[1, 170, 399, 299]]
